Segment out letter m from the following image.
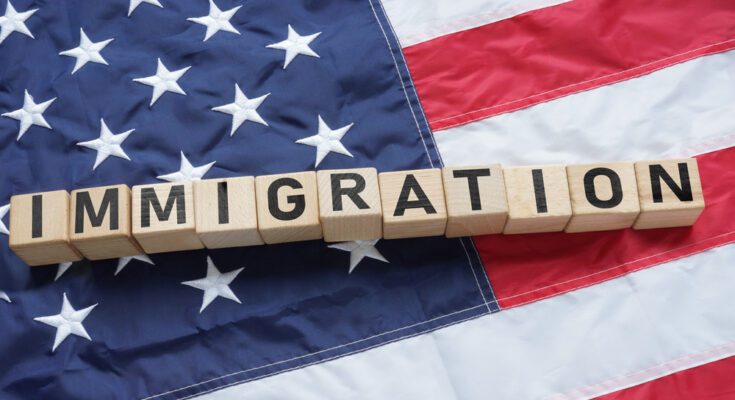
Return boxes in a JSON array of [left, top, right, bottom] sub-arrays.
[[140, 185, 186, 227], [75, 188, 119, 233]]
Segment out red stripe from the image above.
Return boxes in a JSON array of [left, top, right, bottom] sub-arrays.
[[475, 147, 735, 309], [404, 0, 735, 131], [593, 356, 735, 400]]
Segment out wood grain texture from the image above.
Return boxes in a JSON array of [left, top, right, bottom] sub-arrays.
[[131, 182, 204, 254], [6, 159, 709, 265], [194, 177, 263, 249], [9, 190, 82, 266], [379, 169, 447, 239], [255, 171, 322, 244], [565, 162, 640, 233], [633, 158, 704, 229], [69, 184, 143, 260], [317, 168, 382, 242], [503, 165, 572, 234], [442, 164, 508, 237]]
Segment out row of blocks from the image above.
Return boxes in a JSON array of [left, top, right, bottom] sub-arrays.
[[8, 159, 705, 266]]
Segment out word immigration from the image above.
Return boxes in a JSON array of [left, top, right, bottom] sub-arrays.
[[8, 159, 704, 266]]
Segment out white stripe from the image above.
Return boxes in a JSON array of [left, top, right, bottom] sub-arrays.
[[381, 0, 569, 47], [434, 50, 735, 166], [197, 244, 735, 400]]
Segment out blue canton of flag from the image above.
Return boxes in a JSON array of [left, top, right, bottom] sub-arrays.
[[0, 0, 498, 398]]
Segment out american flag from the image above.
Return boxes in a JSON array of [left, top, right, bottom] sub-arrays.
[[0, 0, 734, 398]]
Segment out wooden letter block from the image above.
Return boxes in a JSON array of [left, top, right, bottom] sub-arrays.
[[194, 177, 263, 249], [9, 190, 82, 266], [633, 158, 705, 229], [442, 164, 508, 237], [503, 165, 572, 234], [379, 169, 447, 239], [132, 182, 204, 254], [317, 168, 382, 242], [70, 184, 143, 260], [565, 162, 640, 233], [255, 171, 322, 244]]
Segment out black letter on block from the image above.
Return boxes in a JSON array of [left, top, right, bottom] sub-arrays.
[[453, 168, 491, 211], [531, 169, 548, 213], [31, 194, 43, 238], [75, 188, 119, 233], [650, 163, 693, 203], [217, 181, 229, 224], [268, 178, 305, 221], [330, 173, 369, 211], [584, 168, 623, 209], [140, 185, 186, 227], [394, 174, 437, 217]]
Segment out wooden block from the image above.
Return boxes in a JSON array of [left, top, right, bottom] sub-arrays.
[[9, 190, 82, 266], [633, 158, 705, 229], [503, 165, 572, 234], [194, 177, 263, 249], [317, 168, 382, 242], [379, 169, 447, 239], [131, 182, 204, 254], [255, 171, 322, 244], [565, 162, 641, 233], [69, 184, 143, 260], [442, 164, 508, 237]]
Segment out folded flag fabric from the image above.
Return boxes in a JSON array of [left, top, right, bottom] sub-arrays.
[[0, 0, 733, 399]]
